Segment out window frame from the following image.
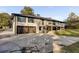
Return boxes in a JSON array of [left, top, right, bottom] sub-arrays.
[[17, 16, 26, 22], [28, 17, 34, 23]]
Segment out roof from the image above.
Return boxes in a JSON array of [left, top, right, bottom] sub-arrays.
[[12, 13, 65, 23]]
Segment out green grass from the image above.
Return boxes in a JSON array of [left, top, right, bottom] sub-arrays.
[[55, 29, 79, 37], [55, 29, 79, 52], [62, 42, 79, 53]]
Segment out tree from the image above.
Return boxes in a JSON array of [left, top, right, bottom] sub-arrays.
[[67, 12, 79, 21], [65, 12, 79, 29], [21, 6, 34, 15], [0, 13, 11, 29]]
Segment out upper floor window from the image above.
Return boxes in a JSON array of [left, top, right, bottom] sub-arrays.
[[53, 22, 56, 25], [48, 22, 52, 24], [28, 17, 34, 23], [17, 16, 26, 22]]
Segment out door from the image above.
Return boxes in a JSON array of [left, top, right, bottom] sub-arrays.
[[17, 26, 24, 34]]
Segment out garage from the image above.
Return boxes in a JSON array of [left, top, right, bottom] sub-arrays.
[[17, 26, 36, 34]]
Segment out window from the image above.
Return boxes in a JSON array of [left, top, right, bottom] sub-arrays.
[[48, 22, 51, 24], [28, 18, 34, 23], [53, 27, 56, 30], [17, 16, 26, 22], [53, 22, 55, 25], [39, 27, 41, 30]]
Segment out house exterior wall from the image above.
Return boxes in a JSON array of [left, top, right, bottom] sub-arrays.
[[13, 16, 17, 34], [13, 15, 66, 34], [34, 19, 43, 33]]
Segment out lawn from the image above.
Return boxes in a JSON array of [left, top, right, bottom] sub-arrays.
[[62, 42, 79, 53], [55, 29, 79, 37], [55, 29, 79, 53]]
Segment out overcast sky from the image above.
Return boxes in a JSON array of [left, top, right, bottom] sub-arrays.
[[0, 6, 79, 21]]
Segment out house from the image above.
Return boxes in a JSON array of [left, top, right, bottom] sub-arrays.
[[12, 13, 66, 34]]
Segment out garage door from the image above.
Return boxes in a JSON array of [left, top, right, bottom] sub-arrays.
[[17, 26, 24, 34], [17, 26, 36, 34], [28, 26, 36, 33]]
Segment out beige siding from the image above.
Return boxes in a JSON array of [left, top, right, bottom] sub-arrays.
[[34, 18, 43, 26]]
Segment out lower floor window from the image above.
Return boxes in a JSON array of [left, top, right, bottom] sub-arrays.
[[39, 27, 41, 30]]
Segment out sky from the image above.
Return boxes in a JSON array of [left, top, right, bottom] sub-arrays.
[[0, 6, 79, 21]]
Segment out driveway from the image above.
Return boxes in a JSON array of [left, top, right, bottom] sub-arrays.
[[0, 29, 14, 39], [0, 33, 79, 53], [0, 34, 53, 53]]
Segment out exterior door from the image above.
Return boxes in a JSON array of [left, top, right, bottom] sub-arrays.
[[17, 26, 24, 34]]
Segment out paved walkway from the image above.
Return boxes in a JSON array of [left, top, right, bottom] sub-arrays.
[[59, 36, 79, 46], [53, 36, 79, 52]]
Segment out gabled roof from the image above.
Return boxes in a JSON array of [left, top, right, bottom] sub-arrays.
[[12, 13, 65, 23]]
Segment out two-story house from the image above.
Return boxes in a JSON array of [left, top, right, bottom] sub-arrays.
[[12, 13, 66, 34]]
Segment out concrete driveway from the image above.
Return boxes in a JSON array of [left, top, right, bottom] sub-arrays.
[[0, 33, 79, 53], [0, 34, 53, 53]]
